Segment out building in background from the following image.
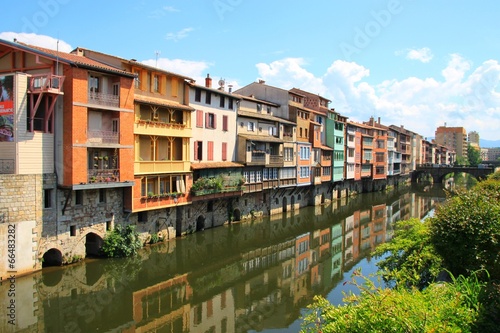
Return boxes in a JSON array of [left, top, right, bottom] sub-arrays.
[[435, 125, 468, 162], [468, 131, 480, 149]]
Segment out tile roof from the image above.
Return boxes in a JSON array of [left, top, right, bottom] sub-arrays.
[[5, 39, 134, 77], [237, 110, 296, 125], [191, 161, 244, 170], [135, 95, 195, 111], [238, 133, 284, 143]]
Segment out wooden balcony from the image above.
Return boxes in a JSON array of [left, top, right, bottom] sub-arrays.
[[134, 120, 190, 137], [29, 73, 65, 94], [134, 161, 191, 174]]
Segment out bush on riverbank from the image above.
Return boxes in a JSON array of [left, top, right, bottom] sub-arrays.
[[301, 171, 500, 332], [301, 272, 482, 333], [101, 225, 142, 258]]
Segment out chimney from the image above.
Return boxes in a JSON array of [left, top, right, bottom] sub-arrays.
[[205, 74, 212, 88], [228, 85, 233, 93], [258, 79, 265, 84], [378, 117, 381, 124]]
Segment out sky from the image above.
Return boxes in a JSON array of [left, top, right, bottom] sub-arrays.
[[2, 0, 500, 141]]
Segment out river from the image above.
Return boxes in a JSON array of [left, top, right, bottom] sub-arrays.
[[0, 184, 445, 333]]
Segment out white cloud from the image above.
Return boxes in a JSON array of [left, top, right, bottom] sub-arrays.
[[0, 32, 73, 52], [163, 6, 179, 12], [142, 58, 212, 83], [165, 28, 194, 42], [256, 55, 500, 140], [398, 47, 434, 63]]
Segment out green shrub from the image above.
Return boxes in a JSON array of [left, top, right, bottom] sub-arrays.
[[101, 225, 142, 258], [374, 218, 443, 289], [301, 272, 481, 333], [429, 184, 500, 279]]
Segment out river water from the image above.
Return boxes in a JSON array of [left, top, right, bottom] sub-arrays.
[[0, 185, 445, 333]]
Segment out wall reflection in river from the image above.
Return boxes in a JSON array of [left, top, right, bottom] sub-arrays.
[[0, 185, 445, 333]]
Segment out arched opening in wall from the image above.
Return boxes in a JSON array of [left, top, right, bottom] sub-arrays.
[[291, 196, 295, 210], [85, 233, 103, 257], [196, 215, 205, 231], [282, 196, 288, 213], [42, 248, 62, 268], [233, 209, 241, 222]]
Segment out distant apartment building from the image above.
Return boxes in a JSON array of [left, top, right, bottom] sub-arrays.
[[468, 130, 480, 149], [435, 126, 467, 161]]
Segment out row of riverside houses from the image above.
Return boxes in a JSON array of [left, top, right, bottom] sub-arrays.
[[0, 38, 455, 277]]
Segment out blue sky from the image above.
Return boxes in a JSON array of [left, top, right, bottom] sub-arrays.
[[2, 0, 500, 141]]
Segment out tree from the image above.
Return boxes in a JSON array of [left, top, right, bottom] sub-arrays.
[[430, 180, 500, 279], [374, 218, 443, 289], [467, 143, 482, 167]]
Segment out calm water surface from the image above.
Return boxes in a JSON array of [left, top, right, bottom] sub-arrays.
[[0, 185, 445, 333]]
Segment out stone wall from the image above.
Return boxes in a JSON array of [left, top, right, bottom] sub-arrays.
[[0, 174, 42, 279]]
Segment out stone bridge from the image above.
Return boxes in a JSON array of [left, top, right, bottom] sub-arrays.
[[412, 164, 496, 183]]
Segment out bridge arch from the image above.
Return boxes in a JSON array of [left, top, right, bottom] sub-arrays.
[[413, 165, 494, 183]]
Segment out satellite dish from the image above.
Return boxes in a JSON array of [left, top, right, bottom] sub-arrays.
[[218, 79, 225, 87]]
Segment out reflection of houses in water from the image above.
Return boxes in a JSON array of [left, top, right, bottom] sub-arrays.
[[3, 191, 444, 333], [331, 222, 343, 279], [132, 274, 193, 332]]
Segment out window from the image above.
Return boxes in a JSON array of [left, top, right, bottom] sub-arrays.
[[194, 141, 203, 161], [89, 75, 99, 92], [196, 110, 203, 128], [43, 189, 52, 208], [222, 142, 227, 161], [70, 225, 76, 237], [220, 96, 225, 108], [305, 128, 308, 138], [247, 122, 255, 131], [207, 141, 214, 161], [112, 83, 119, 97], [138, 211, 148, 223], [268, 126, 277, 136], [195, 88, 201, 102], [75, 190, 83, 205], [205, 91, 212, 104], [257, 104, 262, 112], [154, 75, 160, 92], [205, 113, 216, 129], [300, 166, 310, 178], [348, 148, 355, 158], [228, 98, 234, 110], [99, 189, 106, 203], [363, 151, 372, 161], [134, 70, 141, 89], [222, 115, 228, 131], [300, 146, 310, 160], [267, 106, 271, 114], [284, 148, 293, 161], [112, 119, 119, 134]]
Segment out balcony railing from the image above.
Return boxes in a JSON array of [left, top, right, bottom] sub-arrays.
[[29, 73, 65, 93], [250, 152, 266, 163], [269, 155, 283, 164], [0, 159, 15, 174], [88, 91, 119, 108], [87, 130, 119, 144], [88, 169, 120, 183]]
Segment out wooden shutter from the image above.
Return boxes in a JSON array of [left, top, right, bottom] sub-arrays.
[[223, 115, 228, 131], [222, 142, 227, 161], [196, 110, 203, 127], [208, 141, 214, 161]]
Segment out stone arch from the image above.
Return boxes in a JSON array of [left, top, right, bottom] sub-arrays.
[[42, 248, 63, 267], [233, 209, 241, 222], [282, 196, 288, 212], [85, 232, 104, 257], [196, 215, 205, 231]]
